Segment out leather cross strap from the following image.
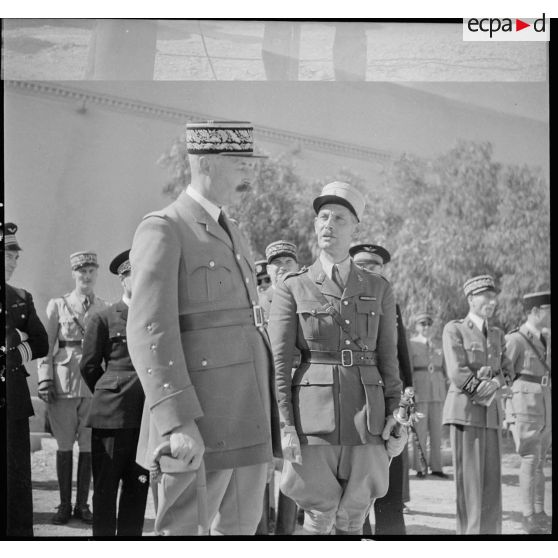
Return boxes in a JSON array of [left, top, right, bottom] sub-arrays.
[[61, 296, 86, 336], [517, 331, 550, 374]]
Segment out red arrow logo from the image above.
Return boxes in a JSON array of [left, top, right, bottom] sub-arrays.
[[516, 19, 531, 31]]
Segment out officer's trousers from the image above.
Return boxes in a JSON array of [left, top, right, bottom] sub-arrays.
[[512, 421, 552, 517], [92, 428, 149, 536], [281, 443, 389, 534], [48, 397, 92, 452], [154, 462, 268, 536], [413, 401, 443, 472], [450, 424, 502, 535]]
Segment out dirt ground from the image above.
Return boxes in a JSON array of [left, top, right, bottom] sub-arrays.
[[29, 431, 552, 538]]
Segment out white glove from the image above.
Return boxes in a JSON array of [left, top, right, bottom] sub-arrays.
[[281, 426, 302, 464], [385, 427, 409, 458]]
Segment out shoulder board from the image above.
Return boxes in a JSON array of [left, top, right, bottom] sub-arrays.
[[229, 217, 239, 226], [507, 328, 519, 335], [450, 319, 463, 324], [284, 266, 308, 280], [9, 285, 28, 301]]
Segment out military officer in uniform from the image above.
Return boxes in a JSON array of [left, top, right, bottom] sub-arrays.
[[3, 223, 49, 536], [80, 250, 149, 536], [127, 120, 281, 536], [256, 259, 271, 294], [268, 182, 405, 536], [38, 251, 109, 525], [349, 243, 413, 535], [409, 312, 448, 478], [505, 291, 551, 534], [442, 275, 512, 535]]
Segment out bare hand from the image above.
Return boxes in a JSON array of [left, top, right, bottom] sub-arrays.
[[386, 427, 409, 457], [38, 381, 56, 403], [281, 429, 302, 465], [169, 421, 205, 472], [381, 415, 397, 441]]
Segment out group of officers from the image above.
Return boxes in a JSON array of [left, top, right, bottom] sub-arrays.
[[3, 120, 551, 538]]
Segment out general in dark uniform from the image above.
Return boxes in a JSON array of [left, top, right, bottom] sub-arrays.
[[80, 250, 149, 536], [3, 223, 49, 536], [505, 291, 551, 534], [442, 275, 512, 535], [349, 243, 414, 536], [268, 182, 405, 535]]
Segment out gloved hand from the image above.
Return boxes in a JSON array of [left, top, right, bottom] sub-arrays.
[[38, 380, 56, 403], [385, 426, 409, 458], [281, 426, 302, 464], [381, 414, 397, 441], [169, 420, 205, 472]]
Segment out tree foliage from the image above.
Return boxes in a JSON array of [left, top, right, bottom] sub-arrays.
[[158, 138, 549, 333]]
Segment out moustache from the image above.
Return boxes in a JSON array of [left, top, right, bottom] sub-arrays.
[[235, 181, 252, 193]]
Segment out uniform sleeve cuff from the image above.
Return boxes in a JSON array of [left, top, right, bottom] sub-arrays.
[[150, 385, 204, 436], [17, 342, 33, 364]]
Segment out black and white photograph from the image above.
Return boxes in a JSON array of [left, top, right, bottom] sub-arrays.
[[1, 14, 551, 541]]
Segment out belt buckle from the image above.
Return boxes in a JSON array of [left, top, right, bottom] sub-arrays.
[[253, 305, 264, 327], [541, 375, 549, 387], [341, 349, 353, 367]]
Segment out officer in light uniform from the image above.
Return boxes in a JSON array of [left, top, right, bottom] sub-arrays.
[[4, 223, 49, 536], [268, 182, 405, 535], [505, 291, 551, 534], [409, 312, 448, 478], [38, 251, 109, 525], [442, 275, 512, 535], [127, 120, 281, 536]]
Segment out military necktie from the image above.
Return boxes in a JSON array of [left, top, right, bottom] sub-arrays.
[[218, 210, 233, 244], [83, 295, 91, 313], [482, 321, 488, 338], [332, 264, 345, 292]]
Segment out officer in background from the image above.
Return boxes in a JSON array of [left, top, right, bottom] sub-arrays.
[[269, 182, 405, 535], [409, 312, 448, 478], [256, 259, 271, 294], [38, 251, 109, 525], [80, 250, 149, 536], [3, 223, 49, 536], [505, 291, 551, 534], [349, 243, 413, 536], [442, 275, 512, 535]]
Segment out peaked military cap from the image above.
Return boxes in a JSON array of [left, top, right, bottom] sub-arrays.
[[70, 251, 99, 271], [313, 181, 366, 222], [349, 243, 391, 264], [463, 275, 496, 297], [265, 240, 298, 264], [3, 222, 22, 250], [185, 121, 267, 157], [110, 249, 131, 276], [523, 291, 550, 311], [255, 259, 269, 278]]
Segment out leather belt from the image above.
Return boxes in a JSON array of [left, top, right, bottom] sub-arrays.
[[517, 373, 550, 387], [301, 349, 377, 367], [59, 340, 82, 347], [179, 306, 264, 332]]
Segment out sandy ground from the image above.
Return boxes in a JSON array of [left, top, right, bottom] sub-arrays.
[[2, 20, 546, 81], [28, 431, 551, 538]]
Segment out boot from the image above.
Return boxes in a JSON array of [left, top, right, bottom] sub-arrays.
[[73, 452, 93, 524], [52, 451, 73, 525], [275, 491, 297, 535]]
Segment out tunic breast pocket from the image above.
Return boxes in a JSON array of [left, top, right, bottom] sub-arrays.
[[355, 299, 381, 339], [186, 261, 235, 302], [296, 301, 332, 340], [95, 376, 120, 393], [464, 342, 484, 367]]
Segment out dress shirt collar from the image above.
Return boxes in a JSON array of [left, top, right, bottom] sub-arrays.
[[319, 252, 352, 285], [467, 312, 486, 334], [122, 294, 131, 307], [186, 185, 222, 222]]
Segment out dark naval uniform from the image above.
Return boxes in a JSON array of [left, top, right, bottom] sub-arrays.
[[269, 259, 401, 533], [80, 299, 149, 536], [4, 284, 49, 536], [442, 315, 512, 534], [505, 323, 551, 526]]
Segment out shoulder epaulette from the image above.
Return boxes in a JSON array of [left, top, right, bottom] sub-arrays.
[[507, 327, 519, 335], [11, 286, 27, 300], [284, 266, 308, 280], [450, 319, 463, 324]]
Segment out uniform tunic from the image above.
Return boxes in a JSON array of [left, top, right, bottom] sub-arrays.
[[442, 314, 512, 534], [505, 324, 551, 517]]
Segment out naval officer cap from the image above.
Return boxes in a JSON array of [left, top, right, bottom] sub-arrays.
[[70, 251, 99, 271], [463, 275, 496, 298], [313, 181, 366, 222], [523, 291, 550, 311], [255, 259, 269, 278], [185, 120, 267, 157], [265, 240, 298, 264], [3, 222, 23, 251], [349, 243, 391, 264], [110, 249, 132, 276]]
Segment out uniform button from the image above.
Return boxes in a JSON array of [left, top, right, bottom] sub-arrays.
[[209, 261, 215, 268], [147, 368, 153, 375], [116, 332, 121, 336], [245, 278, 250, 284], [236, 254, 241, 261], [169, 360, 174, 366], [123, 339, 127, 344], [311, 310, 317, 315], [163, 383, 172, 391], [21, 314, 26, 319], [345, 340, 351, 346], [201, 359, 208, 367], [370, 311, 375, 316], [146, 323, 153, 331], [343, 301, 349, 306], [345, 319, 350, 324], [304, 379, 310, 385], [150, 344, 157, 351]]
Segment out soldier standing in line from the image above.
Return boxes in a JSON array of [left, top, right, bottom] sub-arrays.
[[256, 259, 271, 295], [3, 223, 49, 536], [38, 251, 109, 525], [80, 250, 149, 536], [348, 243, 413, 536], [442, 275, 512, 535], [409, 312, 449, 479], [505, 291, 551, 535], [268, 182, 406, 536]]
